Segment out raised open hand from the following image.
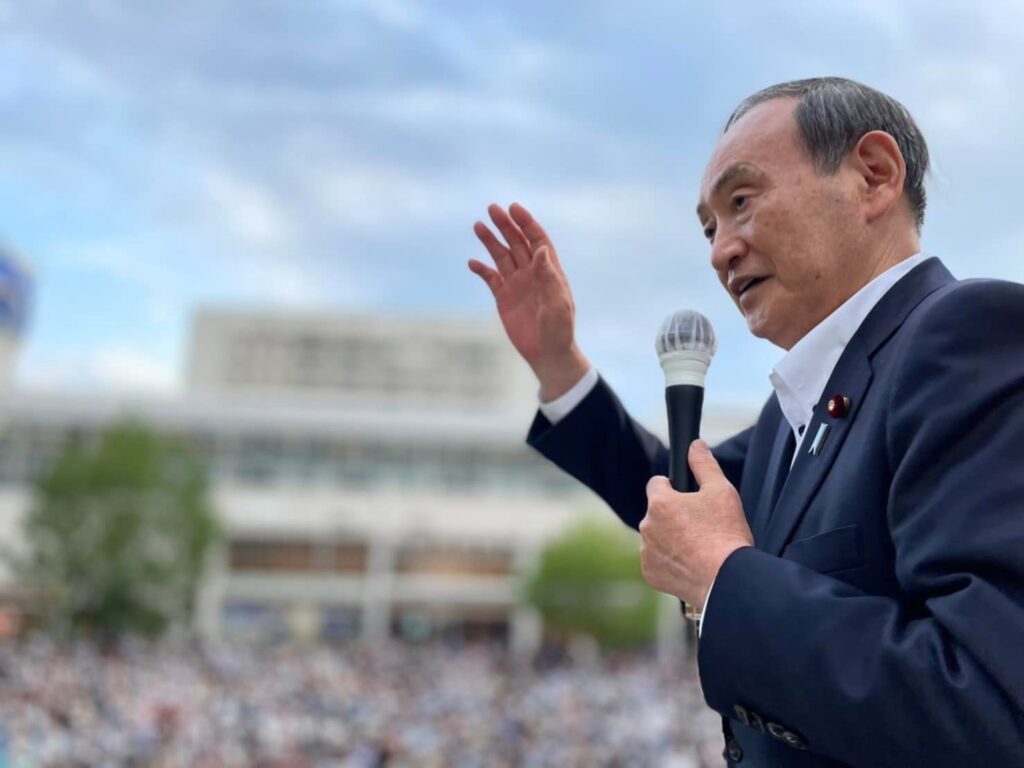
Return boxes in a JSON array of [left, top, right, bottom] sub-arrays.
[[470, 203, 589, 401]]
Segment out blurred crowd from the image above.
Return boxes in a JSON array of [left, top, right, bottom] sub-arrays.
[[0, 637, 725, 768]]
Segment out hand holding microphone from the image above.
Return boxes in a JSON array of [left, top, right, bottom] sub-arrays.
[[639, 310, 753, 616]]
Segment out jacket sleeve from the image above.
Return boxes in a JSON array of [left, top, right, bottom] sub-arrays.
[[697, 280, 1024, 766], [527, 373, 753, 531]]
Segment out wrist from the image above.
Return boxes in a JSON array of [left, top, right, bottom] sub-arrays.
[[534, 346, 591, 402]]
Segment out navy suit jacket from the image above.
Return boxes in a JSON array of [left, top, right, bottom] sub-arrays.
[[526, 257, 1024, 766]]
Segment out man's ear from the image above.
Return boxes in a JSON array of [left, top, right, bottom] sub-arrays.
[[849, 130, 907, 224]]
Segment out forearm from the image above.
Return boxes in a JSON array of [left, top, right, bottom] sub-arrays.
[[528, 375, 668, 530]]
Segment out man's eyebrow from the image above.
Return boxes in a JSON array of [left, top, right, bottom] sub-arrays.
[[696, 163, 765, 219]]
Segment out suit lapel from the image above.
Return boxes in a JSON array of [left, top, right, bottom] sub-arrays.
[[752, 419, 794, 546], [762, 341, 873, 555], [759, 256, 957, 557]]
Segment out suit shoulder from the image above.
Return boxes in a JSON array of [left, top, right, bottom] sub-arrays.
[[882, 275, 1024, 480], [902, 276, 1024, 341], [885, 275, 1024, 401]]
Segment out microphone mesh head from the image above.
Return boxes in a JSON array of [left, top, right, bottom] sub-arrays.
[[655, 309, 717, 358]]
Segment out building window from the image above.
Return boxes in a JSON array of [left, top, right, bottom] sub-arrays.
[[395, 544, 513, 576], [229, 540, 316, 571]]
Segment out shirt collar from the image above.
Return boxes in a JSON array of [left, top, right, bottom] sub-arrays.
[[769, 252, 930, 439]]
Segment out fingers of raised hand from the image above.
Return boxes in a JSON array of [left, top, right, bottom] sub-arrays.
[[487, 204, 532, 269], [467, 259, 503, 296], [473, 221, 516, 277], [511, 202, 569, 275], [508, 202, 549, 247]]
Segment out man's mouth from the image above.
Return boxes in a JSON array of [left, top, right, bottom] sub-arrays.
[[739, 277, 768, 296]]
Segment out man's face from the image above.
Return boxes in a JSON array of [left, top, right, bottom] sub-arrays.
[[697, 98, 866, 350]]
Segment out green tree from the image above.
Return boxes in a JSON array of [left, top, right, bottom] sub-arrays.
[[18, 420, 220, 640], [524, 518, 658, 650]]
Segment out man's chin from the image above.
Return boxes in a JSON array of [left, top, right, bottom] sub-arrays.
[[744, 315, 769, 340], [745, 317, 789, 350]]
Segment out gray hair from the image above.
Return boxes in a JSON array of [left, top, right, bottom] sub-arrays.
[[725, 77, 929, 229]]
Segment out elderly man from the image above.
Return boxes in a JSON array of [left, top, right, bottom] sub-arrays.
[[469, 77, 1024, 767]]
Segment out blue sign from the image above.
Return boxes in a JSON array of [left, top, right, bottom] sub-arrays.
[[0, 246, 31, 337]]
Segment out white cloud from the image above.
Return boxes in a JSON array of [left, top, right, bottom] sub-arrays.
[[348, 0, 424, 30], [200, 168, 295, 251], [92, 346, 178, 393], [237, 258, 332, 306], [15, 344, 177, 395], [335, 86, 582, 137], [313, 163, 448, 230], [913, 58, 1011, 144], [67, 241, 174, 291], [539, 181, 692, 242], [827, 0, 906, 38]]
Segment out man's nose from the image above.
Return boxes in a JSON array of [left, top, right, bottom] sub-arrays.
[[709, 224, 748, 275]]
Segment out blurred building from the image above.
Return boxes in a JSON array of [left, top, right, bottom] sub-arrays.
[[0, 308, 756, 651]]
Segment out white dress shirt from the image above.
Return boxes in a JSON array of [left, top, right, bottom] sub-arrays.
[[539, 252, 931, 637]]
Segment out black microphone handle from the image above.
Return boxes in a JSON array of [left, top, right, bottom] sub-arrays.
[[666, 383, 705, 493], [665, 383, 705, 626]]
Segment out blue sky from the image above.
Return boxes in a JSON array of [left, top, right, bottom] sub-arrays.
[[2, 1, 1022, 424]]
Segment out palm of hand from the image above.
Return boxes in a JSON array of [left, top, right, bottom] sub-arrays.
[[469, 203, 575, 371], [493, 261, 572, 363]]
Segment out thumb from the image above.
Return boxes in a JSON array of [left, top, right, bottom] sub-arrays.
[[688, 439, 724, 488]]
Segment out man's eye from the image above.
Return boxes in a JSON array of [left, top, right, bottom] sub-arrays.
[[703, 226, 716, 242], [732, 195, 748, 210]]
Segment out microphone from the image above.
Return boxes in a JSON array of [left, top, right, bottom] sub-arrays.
[[656, 310, 716, 624], [655, 310, 717, 493]]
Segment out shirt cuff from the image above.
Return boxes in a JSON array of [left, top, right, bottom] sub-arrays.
[[537, 367, 599, 425], [698, 577, 716, 638]]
